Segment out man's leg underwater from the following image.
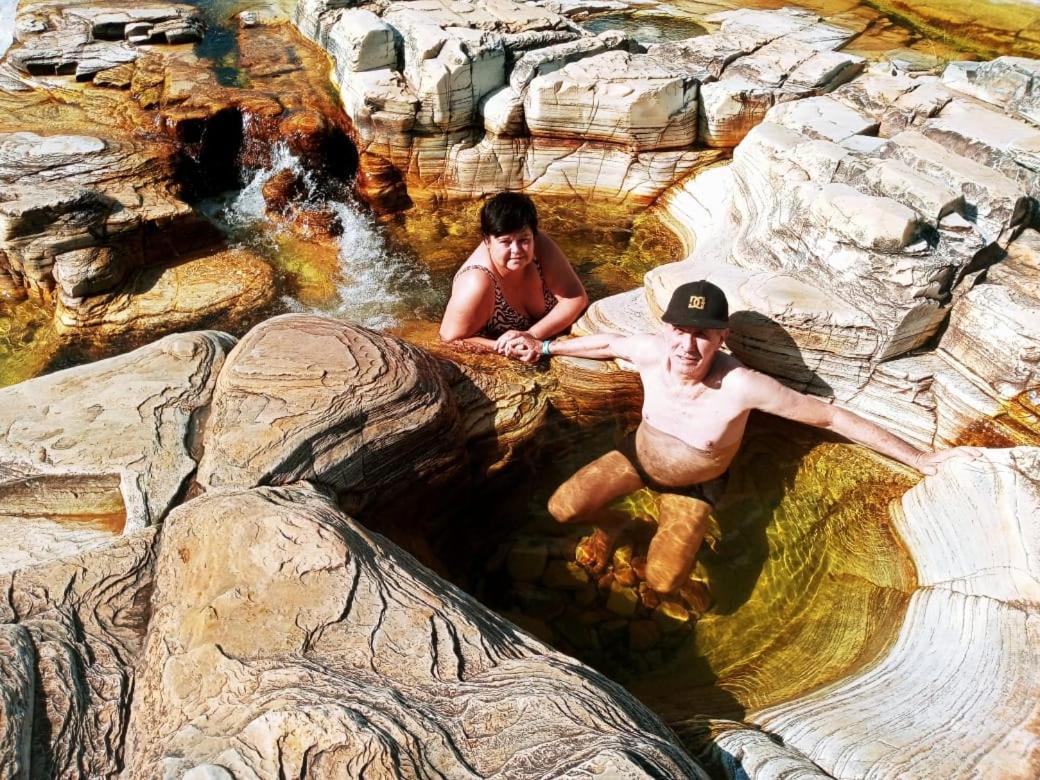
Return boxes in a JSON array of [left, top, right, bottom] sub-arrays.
[[547, 450, 645, 573], [645, 492, 713, 594]]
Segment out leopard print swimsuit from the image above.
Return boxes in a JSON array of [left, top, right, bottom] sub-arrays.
[[455, 258, 557, 338]]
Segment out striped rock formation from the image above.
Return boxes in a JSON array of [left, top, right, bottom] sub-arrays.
[[292, 2, 862, 205], [122, 482, 705, 778], [694, 448, 1040, 779], [580, 56, 1040, 448]]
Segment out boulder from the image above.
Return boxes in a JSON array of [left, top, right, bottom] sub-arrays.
[[525, 50, 698, 150], [0, 529, 158, 778], [0, 132, 190, 301], [0, 331, 233, 531], [54, 249, 278, 344], [122, 483, 706, 778], [196, 315, 466, 516]]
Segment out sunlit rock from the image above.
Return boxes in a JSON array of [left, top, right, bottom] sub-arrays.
[[8, 2, 202, 80], [327, 9, 396, 76], [942, 56, 1040, 126], [196, 315, 465, 515], [0, 624, 33, 778], [295, 2, 858, 202], [525, 50, 699, 150], [0, 331, 233, 531], [0, 131, 191, 301], [122, 482, 706, 778], [0, 529, 157, 778], [53, 248, 278, 345], [744, 449, 1040, 778]]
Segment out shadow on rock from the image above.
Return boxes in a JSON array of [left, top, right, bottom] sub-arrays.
[[727, 309, 834, 398]]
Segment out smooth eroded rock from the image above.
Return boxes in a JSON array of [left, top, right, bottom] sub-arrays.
[[0, 330, 234, 532], [123, 482, 705, 778], [196, 315, 465, 515]]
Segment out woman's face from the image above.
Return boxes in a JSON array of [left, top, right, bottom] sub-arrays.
[[485, 226, 535, 273]]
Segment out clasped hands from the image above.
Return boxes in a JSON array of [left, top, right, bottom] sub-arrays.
[[494, 330, 543, 364]]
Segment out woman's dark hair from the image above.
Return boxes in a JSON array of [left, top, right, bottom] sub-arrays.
[[480, 191, 538, 237]]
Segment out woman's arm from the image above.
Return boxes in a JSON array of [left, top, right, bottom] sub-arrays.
[[527, 233, 588, 340], [439, 269, 499, 352]]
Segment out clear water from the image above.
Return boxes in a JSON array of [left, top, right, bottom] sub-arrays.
[[582, 12, 708, 45]]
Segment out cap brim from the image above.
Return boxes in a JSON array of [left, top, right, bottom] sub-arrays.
[[661, 315, 729, 329]]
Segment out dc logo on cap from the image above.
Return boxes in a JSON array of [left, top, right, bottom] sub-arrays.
[[688, 295, 706, 310]]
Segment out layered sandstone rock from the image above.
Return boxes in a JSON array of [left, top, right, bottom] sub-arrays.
[[727, 449, 1040, 779], [0, 130, 191, 302], [54, 248, 278, 344], [293, 2, 862, 204], [1, 9, 356, 345], [8, 2, 202, 80], [581, 56, 1040, 447], [0, 529, 157, 777], [196, 315, 466, 516], [122, 482, 705, 778], [0, 331, 233, 532]]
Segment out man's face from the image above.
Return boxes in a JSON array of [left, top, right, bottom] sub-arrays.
[[666, 324, 726, 378], [485, 227, 535, 273]]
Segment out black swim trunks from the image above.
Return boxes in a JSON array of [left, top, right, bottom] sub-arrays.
[[618, 432, 729, 508]]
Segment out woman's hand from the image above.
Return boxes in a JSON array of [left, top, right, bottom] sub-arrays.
[[494, 330, 529, 354], [496, 331, 541, 364]]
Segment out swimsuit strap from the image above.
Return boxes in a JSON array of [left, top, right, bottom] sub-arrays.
[[532, 256, 558, 315], [455, 263, 532, 337]]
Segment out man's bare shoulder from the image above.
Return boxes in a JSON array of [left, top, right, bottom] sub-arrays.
[[716, 355, 775, 399], [623, 332, 668, 364]]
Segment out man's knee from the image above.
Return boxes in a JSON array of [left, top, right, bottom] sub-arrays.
[[645, 558, 688, 594], [547, 487, 580, 524]]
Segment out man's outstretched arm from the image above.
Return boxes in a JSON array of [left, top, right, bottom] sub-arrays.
[[542, 332, 633, 360], [738, 369, 979, 475]]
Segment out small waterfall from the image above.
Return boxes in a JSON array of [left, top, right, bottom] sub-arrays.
[[203, 144, 433, 330]]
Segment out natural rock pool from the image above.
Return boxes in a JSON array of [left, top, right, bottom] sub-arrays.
[[433, 411, 916, 731], [2, 0, 1040, 774]]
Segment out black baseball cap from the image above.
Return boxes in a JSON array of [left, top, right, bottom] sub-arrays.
[[661, 280, 729, 329]]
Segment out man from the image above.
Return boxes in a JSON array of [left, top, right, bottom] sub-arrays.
[[507, 280, 979, 595]]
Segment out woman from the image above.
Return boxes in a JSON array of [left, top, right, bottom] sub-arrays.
[[439, 192, 588, 363]]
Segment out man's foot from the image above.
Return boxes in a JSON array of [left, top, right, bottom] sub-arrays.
[[574, 527, 620, 575]]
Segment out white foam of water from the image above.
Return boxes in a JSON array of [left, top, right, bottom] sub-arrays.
[[211, 143, 432, 330], [329, 199, 432, 330]]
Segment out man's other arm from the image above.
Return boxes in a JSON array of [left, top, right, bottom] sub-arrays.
[[543, 333, 657, 363], [736, 368, 979, 475]]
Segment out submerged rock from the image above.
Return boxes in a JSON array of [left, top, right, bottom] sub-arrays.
[[737, 449, 1040, 778]]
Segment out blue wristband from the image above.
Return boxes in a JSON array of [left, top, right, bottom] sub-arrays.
[[541, 339, 552, 357]]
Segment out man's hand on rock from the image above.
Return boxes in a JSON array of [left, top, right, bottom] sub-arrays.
[[913, 446, 983, 476]]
